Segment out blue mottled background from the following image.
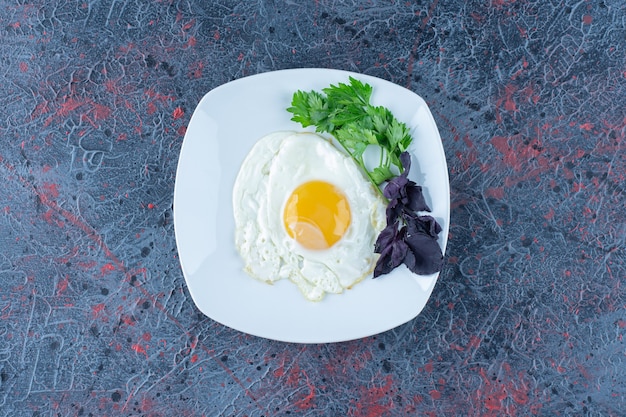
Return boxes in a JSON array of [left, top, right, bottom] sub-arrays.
[[0, 0, 624, 416]]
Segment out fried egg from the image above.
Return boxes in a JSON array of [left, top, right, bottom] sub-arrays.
[[233, 131, 386, 301]]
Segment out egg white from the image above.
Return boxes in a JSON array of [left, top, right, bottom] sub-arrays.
[[232, 131, 386, 301]]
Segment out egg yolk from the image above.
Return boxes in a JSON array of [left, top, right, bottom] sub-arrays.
[[283, 180, 351, 250]]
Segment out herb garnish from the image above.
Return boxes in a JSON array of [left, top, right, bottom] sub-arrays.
[[287, 76, 412, 192], [288, 77, 443, 278], [374, 152, 444, 277]]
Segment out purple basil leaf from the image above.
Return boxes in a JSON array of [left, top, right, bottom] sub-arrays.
[[383, 175, 408, 200], [406, 215, 441, 238], [373, 230, 408, 278], [385, 198, 404, 225], [374, 151, 444, 278], [404, 183, 431, 212], [390, 238, 409, 268], [399, 151, 411, 175], [402, 246, 417, 271], [398, 185, 410, 206], [421, 215, 442, 236], [400, 207, 419, 220], [404, 233, 444, 275], [373, 256, 393, 278], [374, 222, 399, 253]]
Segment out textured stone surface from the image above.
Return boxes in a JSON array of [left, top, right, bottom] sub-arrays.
[[0, 0, 624, 416]]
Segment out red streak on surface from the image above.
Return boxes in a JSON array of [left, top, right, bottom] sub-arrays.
[[92, 103, 112, 120], [544, 208, 555, 221], [479, 368, 508, 413], [43, 209, 64, 227], [56, 275, 70, 296], [577, 363, 592, 381], [181, 18, 195, 31], [349, 375, 395, 417], [286, 362, 301, 386], [468, 335, 482, 350], [189, 335, 198, 350], [144, 89, 175, 103], [503, 85, 517, 112], [352, 350, 374, 372], [19, 62, 28, 72], [472, 365, 532, 416], [42, 182, 60, 199], [492, 0, 516, 8], [120, 314, 135, 326], [273, 355, 286, 378], [470, 12, 484, 23], [140, 396, 155, 413], [572, 182, 585, 193], [44, 97, 84, 126], [77, 260, 97, 270], [189, 61, 204, 79], [100, 263, 116, 275], [490, 134, 547, 176], [144, 89, 176, 117], [494, 82, 542, 122], [509, 385, 529, 405], [131, 343, 148, 357], [43, 96, 112, 127], [484, 187, 505, 200], [104, 79, 121, 94], [491, 136, 518, 168], [91, 303, 106, 318], [172, 107, 184, 119], [30, 100, 50, 120], [294, 370, 316, 410], [429, 389, 441, 400]]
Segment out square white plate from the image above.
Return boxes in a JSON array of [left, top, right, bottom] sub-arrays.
[[173, 68, 449, 343]]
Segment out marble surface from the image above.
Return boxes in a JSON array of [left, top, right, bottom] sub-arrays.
[[1, 0, 624, 415]]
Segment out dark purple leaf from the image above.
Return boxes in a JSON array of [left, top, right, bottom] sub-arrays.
[[402, 247, 417, 271], [373, 151, 444, 279], [407, 215, 442, 238], [385, 198, 404, 224], [374, 222, 400, 253], [404, 183, 430, 212], [383, 175, 408, 200], [373, 229, 409, 278], [422, 215, 442, 236], [404, 232, 444, 275], [399, 151, 411, 175]]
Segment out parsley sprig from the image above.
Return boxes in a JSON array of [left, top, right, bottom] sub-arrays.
[[287, 77, 413, 194]]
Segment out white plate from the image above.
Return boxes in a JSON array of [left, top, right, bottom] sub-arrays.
[[173, 68, 449, 343]]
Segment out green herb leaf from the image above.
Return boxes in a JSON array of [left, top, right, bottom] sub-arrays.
[[370, 166, 395, 184], [287, 77, 413, 196]]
